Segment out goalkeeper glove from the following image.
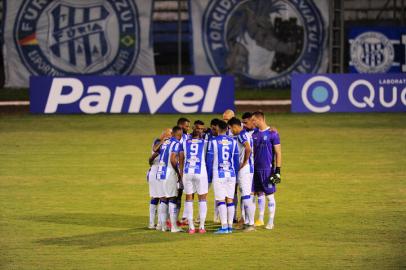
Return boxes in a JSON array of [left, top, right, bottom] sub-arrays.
[[270, 167, 281, 184]]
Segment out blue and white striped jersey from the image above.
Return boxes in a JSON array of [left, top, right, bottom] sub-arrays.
[[156, 137, 180, 180], [179, 137, 207, 175], [207, 134, 239, 179], [180, 133, 190, 144], [237, 129, 254, 173]]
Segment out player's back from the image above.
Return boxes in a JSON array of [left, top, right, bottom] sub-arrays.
[[182, 137, 207, 175], [252, 128, 280, 171], [156, 137, 179, 180], [208, 134, 239, 178]]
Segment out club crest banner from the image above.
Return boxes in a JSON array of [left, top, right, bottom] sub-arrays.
[[2, 0, 155, 87], [190, 0, 329, 88]]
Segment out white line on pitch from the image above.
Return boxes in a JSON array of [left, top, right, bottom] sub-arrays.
[[0, 101, 30, 106], [235, 100, 291, 106]]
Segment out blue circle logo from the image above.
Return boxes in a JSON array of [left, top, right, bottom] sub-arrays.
[[202, 0, 325, 88], [14, 0, 139, 76], [302, 76, 339, 113], [311, 86, 329, 103]]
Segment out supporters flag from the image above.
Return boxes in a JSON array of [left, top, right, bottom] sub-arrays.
[[2, 0, 155, 87], [189, 0, 330, 88]]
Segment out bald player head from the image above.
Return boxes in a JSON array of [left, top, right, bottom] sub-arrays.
[[160, 128, 172, 141], [222, 109, 235, 122]]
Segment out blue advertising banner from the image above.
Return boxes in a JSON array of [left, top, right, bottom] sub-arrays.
[[348, 27, 406, 73], [291, 73, 406, 113], [30, 76, 234, 114]]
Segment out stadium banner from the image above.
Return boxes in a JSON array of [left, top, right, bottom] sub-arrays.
[[30, 75, 235, 114], [291, 73, 406, 113], [2, 0, 155, 88], [189, 0, 329, 88], [348, 27, 406, 74]]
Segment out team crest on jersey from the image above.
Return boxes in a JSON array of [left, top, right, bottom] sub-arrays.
[[202, 0, 325, 88], [14, 0, 139, 76], [350, 31, 395, 73]]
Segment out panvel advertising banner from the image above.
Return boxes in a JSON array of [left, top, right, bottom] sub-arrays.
[[2, 0, 155, 87], [30, 75, 235, 114], [349, 27, 406, 74], [291, 73, 406, 113], [190, 0, 330, 88]]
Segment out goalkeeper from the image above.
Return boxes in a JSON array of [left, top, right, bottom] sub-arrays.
[[251, 111, 282, 230]]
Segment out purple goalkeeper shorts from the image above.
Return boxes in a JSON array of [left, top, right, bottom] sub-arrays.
[[253, 169, 276, 195]]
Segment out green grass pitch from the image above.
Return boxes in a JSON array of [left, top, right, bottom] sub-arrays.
[[0, 113, 405, 269]]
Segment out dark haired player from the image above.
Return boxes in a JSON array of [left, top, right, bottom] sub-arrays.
[[251, 111, 282, 230], [155, 126, 184, 232], [228, 117, 256, 231], [207, 120, 239, 234], [179, 120, 208, 234]]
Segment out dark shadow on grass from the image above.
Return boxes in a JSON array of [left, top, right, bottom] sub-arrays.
[[21, 213, 146, 229], [21, 213, 229, 249], [36, 228, 187, 249]]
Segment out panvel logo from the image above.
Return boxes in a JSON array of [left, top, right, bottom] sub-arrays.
[[292, 74, 406, 113], [30, 76, 235, 114], [203, 0, 325, 88], [14, 0, 139, 76]]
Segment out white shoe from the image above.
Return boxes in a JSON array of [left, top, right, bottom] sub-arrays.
[[171, 226, 184, 233], [265, 223, 274, 230], [148, 223, 155, 229], [156, 224, 162, 231], [161, 225, 169, 232]]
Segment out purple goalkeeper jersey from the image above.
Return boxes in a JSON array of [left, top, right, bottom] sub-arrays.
[[252, 128, 280, 170]]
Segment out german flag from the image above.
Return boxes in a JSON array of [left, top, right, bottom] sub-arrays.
[[19, 33, 38, 46]]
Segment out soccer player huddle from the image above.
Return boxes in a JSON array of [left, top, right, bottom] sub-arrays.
[[147, 110, 282, 234]]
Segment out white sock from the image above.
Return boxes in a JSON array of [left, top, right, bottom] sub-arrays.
[[241, 195, 252, 225], [266, 194, 276, 225], [233, 194, 238, 220], [218, 202, 227, 229], [227, 203, 235, 228], [185, 200, 194, 230], [241, 197, 246, 223], [249, 195, 256, 225], [214, 200, 219, 220], [159, 201, 168, 228], [169, 201, 178, 228], [258, 194, 265, 222], [182, 204, 188, 220], [199, 200, 207, 229], [149, 199, 158, 225]]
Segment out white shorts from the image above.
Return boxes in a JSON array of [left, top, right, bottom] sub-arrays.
[[183, 170, 208, 195], [158, 170, 178, 198], [237, 165, 253, 197], [148, 165, 161, 198], [213, 176, 236, 201]]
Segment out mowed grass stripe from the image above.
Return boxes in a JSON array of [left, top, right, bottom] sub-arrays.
[[0, 113, 405, 269]]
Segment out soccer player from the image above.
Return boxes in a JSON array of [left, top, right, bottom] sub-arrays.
[[222, 109, 235, 137], [177, 117, 191, 143], [228, 117, 256, 231], [177, 117, 191, 225], [147, 128, 172, 229], [178, 120, 208, 234], [241, 112, 256, 134], [155, 126, 184, 232], [222, 109, 239, 222], [251, 111, 282, 230], [204, 118, 221, 222], [207, 120, 239, 234]]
